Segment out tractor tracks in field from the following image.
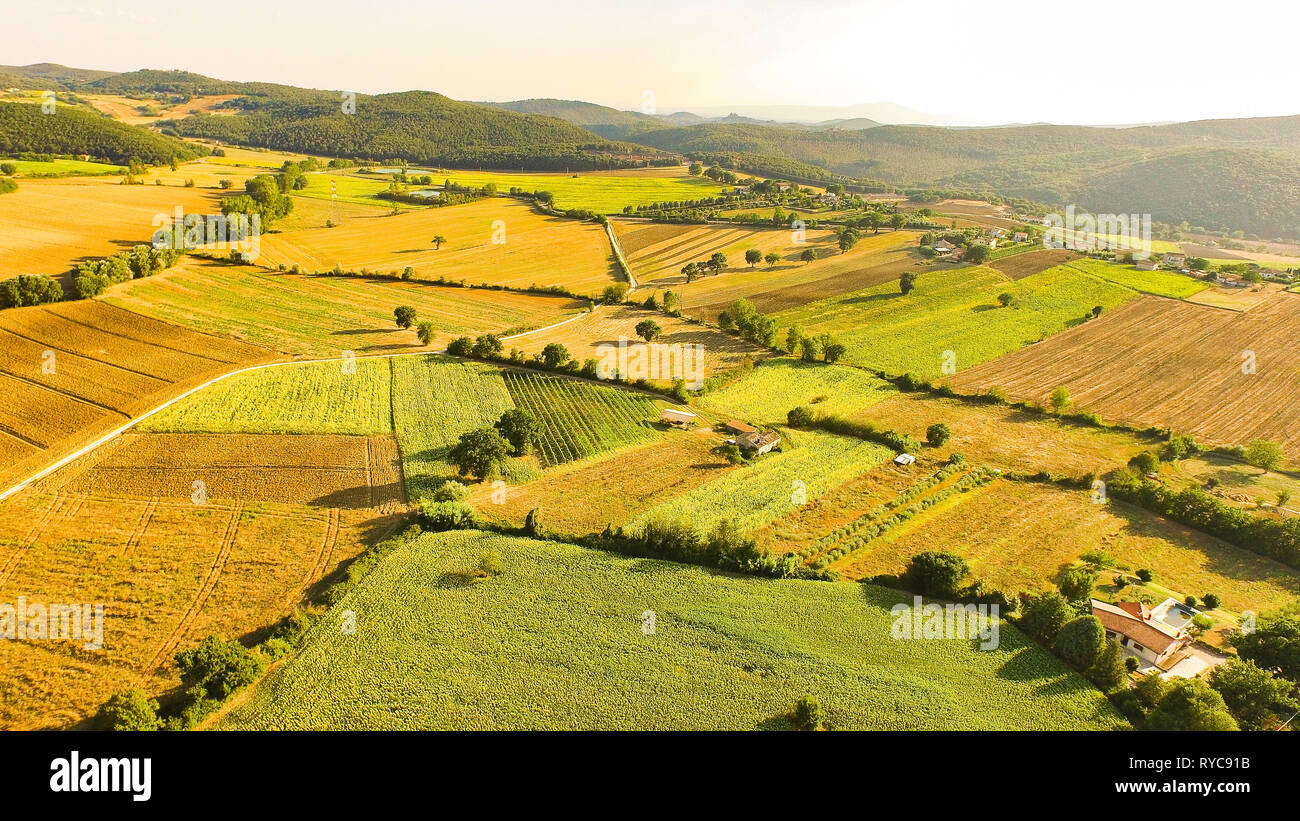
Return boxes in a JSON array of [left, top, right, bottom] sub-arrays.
[[142, 503, 242, 676]]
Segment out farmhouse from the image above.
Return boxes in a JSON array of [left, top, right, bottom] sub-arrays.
[[736, 430, 781, 455], [660, 407, 698, 428], [932, 240, 956, 256], [1162, 253, 1186, 267], [1133, 259, 1160, 271], [1012, 231, 1029, 243], [986, 228, 1004, 239], [1090, 598, 1203, 673]]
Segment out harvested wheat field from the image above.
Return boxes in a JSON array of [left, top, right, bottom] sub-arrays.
[[0, 176, 227, 281], [0, 488, 393, 729], [838, 479, 1300, 626], [952, 293, 1300, 460], [84, 94, 243, 126], [104, 260, 586, 356], [507, 304, 766, 385], [0, 300, 275, 492], [469, 430, 738, 536], [39, 433, 406, 510], [256, 198, 620, 295], [613, 222, 921, 317]]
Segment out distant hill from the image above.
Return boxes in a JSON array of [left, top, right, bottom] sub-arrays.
[[483, 98, 661, 139], [0, 101, 205, 164], [0, 63, 117, 90], [171, 90, 670, 171], [626, 117, 1300, 236]]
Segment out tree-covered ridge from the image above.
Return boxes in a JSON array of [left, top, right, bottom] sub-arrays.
[[168, 90, 673, 170], [0, 102, 206, 164]]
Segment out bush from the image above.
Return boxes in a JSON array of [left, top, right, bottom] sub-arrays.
[[175, 635, 265, 701], [446, 336, 473, 356], [419, 499, 476, 531], [1058, 566, 1098, 602], [524, 507, 544, 537], [1019, 591, 1070, 641], [787, 406, 816, 428], [95, 689, 161, 731], [925, 423, 951, 447], [900, 550, 970, 599], [1184, 594, 1199, 608], [1136, 568, 1154, 583], [1125, 656, 1141, 673], [431, 480, 469, 502], [478, 550, 505, 576], [1202, 593, 1221, 610]]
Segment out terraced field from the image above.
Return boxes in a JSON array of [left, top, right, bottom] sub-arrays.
[[218, 530, 1125, 730], [773, 264, 1137, 379], [104, 260, 585, 356], [257, 198, 621, 295], [952, 292, 1300, 458]]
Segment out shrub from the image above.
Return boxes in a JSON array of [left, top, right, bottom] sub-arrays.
[[95, 689, 161, 731], [1019, 591, 1070, 641], [900, 550, 970, 599], [446, 336, 473, 356], [1202, 593, 1221, 610], [431, 480, 469, 502], [787, 406, 816, 428], [1136, 568, 1154, 583], [1184, 594, 1199, 608], [524, 507, 544, 537], [1058, 566, 1098, 602], [1125, 656, 1141, 673], [478, 550, 505, 576], [419, 499, 476, 531], [175, 635, 265, 701], [925, 423, 951, 447]]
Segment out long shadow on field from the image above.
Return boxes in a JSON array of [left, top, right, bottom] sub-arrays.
[[332, 327, 396, 335], [841, 291, 901, 306]]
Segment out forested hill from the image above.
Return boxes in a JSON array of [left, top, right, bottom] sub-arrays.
[[626, 119, 1300, 237], [169, 90, 671, 170], [0, 101, 205, 164]]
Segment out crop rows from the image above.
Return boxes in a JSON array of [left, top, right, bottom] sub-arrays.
[[502, 372, 658, 466], [823, 467, 998, 572]]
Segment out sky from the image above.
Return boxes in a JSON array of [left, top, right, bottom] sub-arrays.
[[7, 0, 1299, 126]]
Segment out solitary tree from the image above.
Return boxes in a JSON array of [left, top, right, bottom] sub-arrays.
[[745, 248, 762, 268], [792, 694, 825, 730], [1049, 386, 1072, 413], [634, 319, 662, 342], [416, 321, 436, 346], [1245, 440, 1284, 473], [430, 234, 447, 249], [540, 342, 570, 369], [708, 252, 728, 274], [764, 251, 780, 267], [800, 248, 817, 264], [394, 305, 417, 329], [925, 423, 951, 448], [899, 272, 917, 295], [449, 428, 513, 480]]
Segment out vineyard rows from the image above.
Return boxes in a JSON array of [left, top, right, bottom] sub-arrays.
[[502, 372, 659, 466]]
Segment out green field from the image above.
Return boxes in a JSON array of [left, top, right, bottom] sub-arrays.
[[773, 264, 1137, 379], [697, 359, 897, 423], [1, 157, 126, 177], [391, 355, 520, 498], [502, 371, 661, 466], [140, 358, 393, 435], [298, 168, 729, 213], [218, 530, 1125, 730], [628, 428, 891, 534], [1061, 258, 1209, 299]]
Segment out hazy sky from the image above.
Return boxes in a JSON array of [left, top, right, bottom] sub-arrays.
[[8, 0, 1297, 125]]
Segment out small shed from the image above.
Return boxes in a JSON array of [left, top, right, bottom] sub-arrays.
[[893, 453, 916, 466], [660, 407, 698, 428], [723, 420, 757, 435]]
